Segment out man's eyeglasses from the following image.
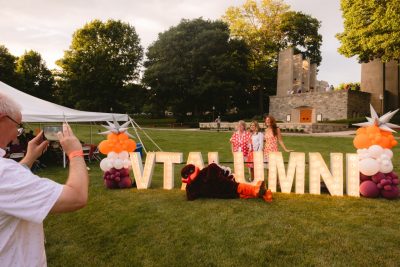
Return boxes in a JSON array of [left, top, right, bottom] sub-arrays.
[[6, 115, 24, 136]]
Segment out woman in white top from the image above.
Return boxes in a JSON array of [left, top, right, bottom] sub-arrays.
[[247, 121, 264, 180]]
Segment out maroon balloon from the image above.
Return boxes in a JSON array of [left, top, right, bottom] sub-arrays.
[[383, 185, 392, 191], [381, 186, 399, 199], [387, 172, 399, 180], [392, 179, 399, 185], [118, 177, 132, 188], [360, 181, 380, 198], [120, 168, 129, 177], [371, 172, 385, 184], [360, 173, 371, 182], [104, 179, 118, 189]]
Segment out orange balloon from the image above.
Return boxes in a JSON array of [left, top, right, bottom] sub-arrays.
[[99, 140, 111, 154], [366, 125, 380, 135], [118, 133, 129, 141], [356, 127, 366, 135], [126, 139, 137, 151], [353, 133, 371, 149], [379, 136, 390, 148], [108, 133, 118, 142], [391, 140, 398, 147]]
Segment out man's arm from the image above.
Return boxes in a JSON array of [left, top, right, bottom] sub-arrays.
[[50, 123, 89, 213]]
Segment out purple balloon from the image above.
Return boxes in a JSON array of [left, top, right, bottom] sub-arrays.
[[372, 172, 385, 184], [104, 179, 118, 189], [384, 185, 393, 191], [360, 173, 371, 182], [360, 181, 380, 198], [377, 183, 383, 189], [118, 177, 132, 188], [380, 179, 391, 186], [387, 172, 399, 180], [381, 186, 399, 199]]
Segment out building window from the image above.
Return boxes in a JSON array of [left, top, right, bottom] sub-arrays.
[[317, 114, 322, 122], [286, 115, 291, 122]]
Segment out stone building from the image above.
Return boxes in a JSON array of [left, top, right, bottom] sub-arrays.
[[270, 47, 371, 123], [361, 59, 400, 114]]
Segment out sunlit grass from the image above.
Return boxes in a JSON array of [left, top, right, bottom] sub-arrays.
[[41, 128, 400, 266]]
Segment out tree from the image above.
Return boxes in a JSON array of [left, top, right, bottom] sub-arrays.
[[0, 45, 18, 87], [16, 50, 55, 101], [337, 0, 400, 62], [143, 18, 249, 118], [280, 11, 322, 65], [223, 0, 322, 115], [57, 19, 143, 112]]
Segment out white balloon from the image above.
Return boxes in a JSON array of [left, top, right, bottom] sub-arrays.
[[114, 159, 124, 169], [359, 158, 380, 176], [118, 151, 129, 160], [106, 161, 113, 169], [381, 159, 391, 166], [383, 149, 393, 159], [380, 162, 393, 173], [380, 154, 390, 161], [107, 152, 118, 159], [367, 145, 384, 159], [100, 158, 111, 172]]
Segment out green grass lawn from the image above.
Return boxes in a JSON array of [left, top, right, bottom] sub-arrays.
[[40, 128, 400, 266]]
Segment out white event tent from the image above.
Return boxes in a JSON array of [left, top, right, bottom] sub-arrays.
[[0, 81, 128, 122]]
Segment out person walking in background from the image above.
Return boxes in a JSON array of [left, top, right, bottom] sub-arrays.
[[215, 116, 221, 132], [247, 121, 264, 181], [264, 115, 293, 164], [230, 120, 251, 162]]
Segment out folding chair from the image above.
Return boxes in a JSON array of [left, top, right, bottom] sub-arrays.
[[90, 145, 101, 161]]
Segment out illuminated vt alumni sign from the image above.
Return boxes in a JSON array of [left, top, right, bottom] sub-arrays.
[[129, 151, 360, 197]]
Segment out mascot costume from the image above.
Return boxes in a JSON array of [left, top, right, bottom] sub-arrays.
[[181, 163, 272, 202]]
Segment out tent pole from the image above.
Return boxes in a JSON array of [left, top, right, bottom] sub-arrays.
[[130, 118, 162, 151], [90, 123, 93, 144], [129, 117, 147, 154]]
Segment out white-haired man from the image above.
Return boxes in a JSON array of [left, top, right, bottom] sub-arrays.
[[0, 92, 89, 266]]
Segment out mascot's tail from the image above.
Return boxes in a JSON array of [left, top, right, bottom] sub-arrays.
[[237, 181, 272, 202]]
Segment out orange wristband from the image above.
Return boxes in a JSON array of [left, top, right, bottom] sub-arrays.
[[68, 150, 84, 160]]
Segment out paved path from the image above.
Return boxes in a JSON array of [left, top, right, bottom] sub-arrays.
[[140, 127, 358, 136]]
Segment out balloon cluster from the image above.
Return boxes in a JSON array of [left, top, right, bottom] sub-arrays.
[[356, 138, 399, 199], [360, 172, 399, 199], [103, 168, 132, 189], [98, 133, 136, 154], [99, 133, 136, 189], [353, 126, 397, 149]]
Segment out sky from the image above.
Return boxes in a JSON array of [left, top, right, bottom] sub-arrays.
[[0, 0, 360, 86]]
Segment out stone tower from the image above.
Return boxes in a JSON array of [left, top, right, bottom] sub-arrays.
[[361, 59, 400, 114]]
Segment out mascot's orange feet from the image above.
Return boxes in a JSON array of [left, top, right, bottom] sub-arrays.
[[237, 181, 272, 202]]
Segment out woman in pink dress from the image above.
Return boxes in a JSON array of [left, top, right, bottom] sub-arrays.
[[230, 120, 252, 161], [264, 115, 292, 162]]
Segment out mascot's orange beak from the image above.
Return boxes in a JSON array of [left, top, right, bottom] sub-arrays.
[[181, 166, 200, 184]]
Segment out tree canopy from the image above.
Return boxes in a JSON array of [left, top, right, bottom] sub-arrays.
[[143, 18, 249, 118], [223, 0, 322, 115], [337, 0, 400, 62], [16, 50, 55, 101], [0, 45, 18, 87], [57, 19, 143, 112]]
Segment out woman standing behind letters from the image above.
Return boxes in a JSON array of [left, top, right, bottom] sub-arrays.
[[264, 115, 292, 163], [230, 120, 251, 161], [247, 121, 264, 180]]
